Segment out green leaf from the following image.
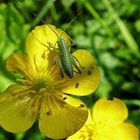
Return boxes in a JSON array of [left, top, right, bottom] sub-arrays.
[[0, 3, 30, 92]]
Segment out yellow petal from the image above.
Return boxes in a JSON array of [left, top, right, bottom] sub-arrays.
[[113, 123, 139, 140], [26, 25, 71, 69], [6, 52, 28, 74], [92, 98, 128, 125], [0, 84, 39, 133], [39, 94, 88, 139], [67, 110, 93, 140], [62, 49, 100, 96]]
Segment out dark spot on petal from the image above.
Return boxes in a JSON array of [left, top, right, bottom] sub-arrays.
[[46, 111, 52, 115], [63, 97, 67, 100], [87, 70, 92, 75], [79, 104, 85, 108], [75, 83, 79, 88]]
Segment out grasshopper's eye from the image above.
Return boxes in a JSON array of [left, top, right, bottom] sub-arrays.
[[70, 44, 78, 53], [72, 44, 77, 49]]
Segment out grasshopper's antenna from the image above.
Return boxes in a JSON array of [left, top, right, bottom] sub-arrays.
[[59, 11, 82, 42], [12, 1, 82, 44], [12, 1, 59, 37], [63, 11, 82, 33]]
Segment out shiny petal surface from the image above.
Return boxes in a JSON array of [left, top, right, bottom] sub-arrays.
[[0, 84, 39, 133], [67, 110, 93, 140], [6, 52, 28, 74], [62, 49, 100, 96], [92, 98, 128, 125], [26, 25, 71, 69], [113, 123, 139, 140], [39, 94, 88, 139]]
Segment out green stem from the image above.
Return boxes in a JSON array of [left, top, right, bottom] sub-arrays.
[[32, 0, 54, 27], [103, 0, 139, 55], [50, 3, 59, 21]]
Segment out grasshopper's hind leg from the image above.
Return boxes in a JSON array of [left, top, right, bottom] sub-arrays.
[[71, 55, 85, 69], [71, 56, 82, 74]]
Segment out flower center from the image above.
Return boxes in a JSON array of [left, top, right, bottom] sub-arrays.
[[78, 124, 94, 140], [30, 73, 68, 98], [93, 121, 115, 140], [33, 78, 56, 92]]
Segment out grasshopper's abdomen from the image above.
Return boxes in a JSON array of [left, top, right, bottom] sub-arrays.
[[57, 38, 73, 78], [61, 52, 73, 78]]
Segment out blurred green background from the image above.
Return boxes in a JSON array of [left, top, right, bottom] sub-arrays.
[[0, 0, 140, 139]]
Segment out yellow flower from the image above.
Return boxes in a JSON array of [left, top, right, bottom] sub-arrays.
[[67, 98, 139, 140], [0, 25, 100, 139]]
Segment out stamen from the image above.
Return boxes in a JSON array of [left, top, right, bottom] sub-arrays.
[[27, 63, 37, 79], [33, 55, 40, 76], [10, 87, 36, 102], [47, 65, 57, 77], [55, 79, 70, 89], [25, 96, 40, 118], [39, 88, 47, 94], [50, 92, 66, 108]]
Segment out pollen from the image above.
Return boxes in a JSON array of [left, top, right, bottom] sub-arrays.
[[78, 124, 94, 140], [34, 79, 55, 91]]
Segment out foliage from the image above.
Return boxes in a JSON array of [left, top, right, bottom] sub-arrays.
[[0, 0, 140, 139]]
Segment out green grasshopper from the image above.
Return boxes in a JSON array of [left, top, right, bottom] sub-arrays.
[[57, 36, 82, 78], [33, 24, 82, 79], [14, 1, 82, 79]]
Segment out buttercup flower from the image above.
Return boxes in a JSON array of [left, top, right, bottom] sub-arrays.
[[67, 98, 139, 140], [0, 25, 100, 139]]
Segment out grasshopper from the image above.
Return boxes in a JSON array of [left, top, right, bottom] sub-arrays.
[[56, 36, 82, 78], [14, 1, 82, 79], [33, 24, 82, 79]]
